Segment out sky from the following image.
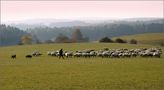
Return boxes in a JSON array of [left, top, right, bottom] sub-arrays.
[[1, 1, 163, 23]]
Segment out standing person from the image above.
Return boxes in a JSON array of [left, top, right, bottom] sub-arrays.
[[59, 49, 64, 59]]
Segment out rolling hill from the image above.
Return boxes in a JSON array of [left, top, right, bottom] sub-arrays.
[[113, 33, 164, 46]]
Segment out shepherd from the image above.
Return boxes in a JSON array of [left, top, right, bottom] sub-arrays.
[[59, 49, 64, 59]]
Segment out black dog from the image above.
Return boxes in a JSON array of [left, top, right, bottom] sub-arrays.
[[11, 54, 16, 59], [26, 55, 32, 58]]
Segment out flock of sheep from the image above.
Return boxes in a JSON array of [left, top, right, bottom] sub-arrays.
[[47, 48, 162, 58], [11, 47, 162, 59]]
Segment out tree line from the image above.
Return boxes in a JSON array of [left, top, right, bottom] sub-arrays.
[[0, 24, 26, 46], [0, 19, 163, 46], [45, 29, 88, 43], [0, 24, 88, 46], [27, 19, 163, 42]]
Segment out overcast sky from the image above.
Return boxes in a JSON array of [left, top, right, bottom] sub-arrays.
[[1, 1, 163, 22]]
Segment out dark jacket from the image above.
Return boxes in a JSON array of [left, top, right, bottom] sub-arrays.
[[59, 49, 63, 55]]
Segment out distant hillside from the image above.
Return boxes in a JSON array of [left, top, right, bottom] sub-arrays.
[[8, 21, 90, 30], [27, 18, 163, 42], [6, 18, 163, 30], [1, 18, 163, 46], [49, 21, 90, 28], [113, 33, 164, 46]]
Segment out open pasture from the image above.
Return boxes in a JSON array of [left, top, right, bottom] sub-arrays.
[[113, 33, 164, 46], [0, 43, 164, 90]]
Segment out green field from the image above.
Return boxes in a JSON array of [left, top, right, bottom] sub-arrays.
[[113, 33, 164, 46], [0, 43, 164, 90]]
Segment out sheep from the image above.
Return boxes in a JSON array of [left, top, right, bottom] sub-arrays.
[[32, 51, 42, 56], [102, 51, 110, 58], [47, 51, 59, 56], [90, 51, 97, 57], [97, 50, 104, 57], [131, 52, 137, 57], [50, 51, 57, 56], [122, 52, 131, 58], [65, 51, 73, 58], [74, 52, 82, 57], [47, 51, 52, 56], [97, 52, 103, 57], [153, 52, 161, 58], [46, 48, 162, 59], [111, 52, 120, 58]]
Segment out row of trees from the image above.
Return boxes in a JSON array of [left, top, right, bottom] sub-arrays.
[[99, 37, 137, 44], [26, 19, 163, 42], [0, 24, 142, 46], [0, 24, 42, 45], [45, 29, 89, 43], [1, 21, 162, 46], [20, 34, 137, 45], [20, 29, 89, 44], [0, 24, 89, 46]]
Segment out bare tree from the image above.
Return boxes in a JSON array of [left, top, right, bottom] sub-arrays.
[[21, 34, 32, 45], [71, 29, 84, 42]]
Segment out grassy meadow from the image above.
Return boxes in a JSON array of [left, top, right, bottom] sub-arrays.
[[113, 33, 164, 46], [0, 43, 164, 90]]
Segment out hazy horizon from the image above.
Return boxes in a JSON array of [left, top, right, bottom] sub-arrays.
[[1, 1, 163, 23]]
